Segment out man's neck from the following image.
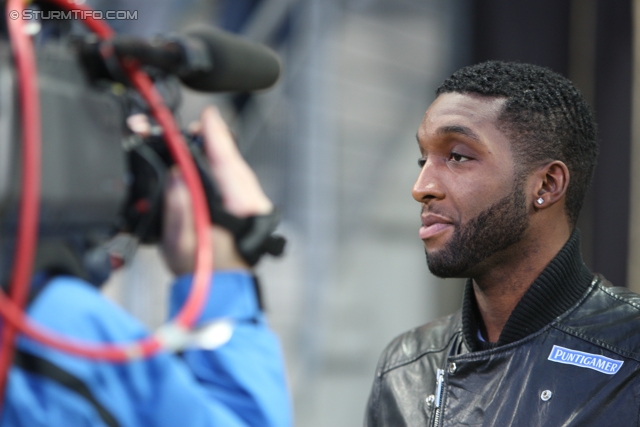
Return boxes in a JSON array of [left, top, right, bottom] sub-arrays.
[[471, 226, 571, 343]]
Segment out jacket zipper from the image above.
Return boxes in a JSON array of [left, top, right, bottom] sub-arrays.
[[431, 368, 445, 427]]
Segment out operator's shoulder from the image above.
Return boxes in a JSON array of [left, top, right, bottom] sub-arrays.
[[558, 277, 640, 358], [28, 275, 148, 340], [376, 311, 462, 373]]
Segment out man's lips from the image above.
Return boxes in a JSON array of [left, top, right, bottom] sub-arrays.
[[419, 214, 454, 240]]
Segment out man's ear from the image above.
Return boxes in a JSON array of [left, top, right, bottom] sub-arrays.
[[531, 161, 570, 209]]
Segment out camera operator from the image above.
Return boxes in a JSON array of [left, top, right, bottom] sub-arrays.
[[2, 107, 292, 426]]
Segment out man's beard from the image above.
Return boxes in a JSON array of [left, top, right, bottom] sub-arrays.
[[425, 178, 529, 278]]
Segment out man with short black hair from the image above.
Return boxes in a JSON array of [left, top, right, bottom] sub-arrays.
[[365, 61, 640, 426]]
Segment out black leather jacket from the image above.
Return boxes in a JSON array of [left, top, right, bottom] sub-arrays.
[[365, 233, 640, 426]]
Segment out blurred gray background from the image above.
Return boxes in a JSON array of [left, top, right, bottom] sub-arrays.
[[99, 1, 467, 425], [94, 0, 638, 425]]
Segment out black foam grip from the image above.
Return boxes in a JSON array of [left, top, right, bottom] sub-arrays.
[[178, 25, 281, 92]]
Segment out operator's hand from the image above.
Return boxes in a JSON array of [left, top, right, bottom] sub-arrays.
[[161, 106, 273, 275]]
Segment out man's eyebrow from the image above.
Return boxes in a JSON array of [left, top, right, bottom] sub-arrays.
[[437, 125, 483, 145]]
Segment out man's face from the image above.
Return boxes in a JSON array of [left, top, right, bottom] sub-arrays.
[[413, 93, 530, 278]]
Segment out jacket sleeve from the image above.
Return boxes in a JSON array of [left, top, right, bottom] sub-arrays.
[[166, 270, 292, 427], [364, 339, 390, 427], [7, 272, 291, 427], [364, 369, 382, 427]]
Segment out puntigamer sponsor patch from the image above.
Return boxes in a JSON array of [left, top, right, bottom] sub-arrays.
[[548, 345, 623, 375]]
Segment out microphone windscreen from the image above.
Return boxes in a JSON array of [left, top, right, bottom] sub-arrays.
[[179, 26, 281, 92]]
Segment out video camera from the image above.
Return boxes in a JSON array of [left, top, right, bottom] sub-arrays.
[[0, 18, 285, 284]]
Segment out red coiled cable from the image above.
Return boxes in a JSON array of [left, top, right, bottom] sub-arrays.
[[0, 0, 215, 409], [0, 0, 43, 408]]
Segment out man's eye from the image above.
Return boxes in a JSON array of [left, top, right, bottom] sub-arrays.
[[449, 152, 470, 162], [417, 158, 426, 168]]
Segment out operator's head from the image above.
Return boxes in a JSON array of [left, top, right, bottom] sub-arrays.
[[413, 60, 598, 278]]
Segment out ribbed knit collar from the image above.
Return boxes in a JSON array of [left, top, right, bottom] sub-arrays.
[[461, 229, 594, 352]]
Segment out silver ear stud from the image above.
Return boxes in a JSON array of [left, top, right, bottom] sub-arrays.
[[536, 197, 544, 205]]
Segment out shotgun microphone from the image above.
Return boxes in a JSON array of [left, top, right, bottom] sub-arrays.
[[105, 25, 281, 92]]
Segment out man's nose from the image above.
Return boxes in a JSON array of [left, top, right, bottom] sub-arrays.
[[412, 158, 445, 203]]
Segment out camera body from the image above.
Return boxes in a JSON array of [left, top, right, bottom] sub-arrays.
[[0, 29, 284, 280], [0, 36, 193, 284], [0, 39, 127, 241]]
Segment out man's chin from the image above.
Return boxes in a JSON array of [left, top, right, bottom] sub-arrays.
[[427, 266, 469, 279], [425, 249, 471, 278]]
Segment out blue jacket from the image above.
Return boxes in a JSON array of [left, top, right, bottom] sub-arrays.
[[1, 271, 292, 426]]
